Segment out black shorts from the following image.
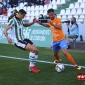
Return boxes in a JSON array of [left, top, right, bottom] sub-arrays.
[[15, 39, 33, 50]]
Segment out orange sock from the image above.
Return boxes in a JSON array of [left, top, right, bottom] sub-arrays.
[[66, 54, 77, 66], [55, 54, 60, 60]]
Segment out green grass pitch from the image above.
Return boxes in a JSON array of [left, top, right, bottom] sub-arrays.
[[0, 43, 85, 85]]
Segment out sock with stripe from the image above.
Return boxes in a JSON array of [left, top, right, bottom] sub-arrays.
[[34, 54, 38, 63], [29, 52, 35, 67]]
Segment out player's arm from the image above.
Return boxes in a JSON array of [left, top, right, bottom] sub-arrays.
[[23, 18, 36, 27], [3, 25, 12, 44], [36, 20, 50, 27], [3, 19, 14, 44], [23, 22, 34, 27], [48, 19, 62, 30]]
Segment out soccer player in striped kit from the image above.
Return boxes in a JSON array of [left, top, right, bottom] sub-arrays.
[[4, 9, 40, 74]]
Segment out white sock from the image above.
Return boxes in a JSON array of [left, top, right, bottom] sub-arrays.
[[29, 52, 35, 67], [34, 54, 38, 63]]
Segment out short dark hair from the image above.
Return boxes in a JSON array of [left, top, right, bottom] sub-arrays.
[[19, 9, 27, 14], [47, 8, 54, 13]]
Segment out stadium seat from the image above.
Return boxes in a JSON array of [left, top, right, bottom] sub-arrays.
[[65, 9, 71, 15], [80, 2, 85, 8], [60, 9, 65, 15], [83, 0, 85, 2], [61, 0, 66, 4], [43, 10, 47, 16], [57, 15, 61, 19], [78, 19, 84, 23], [35, 6, 39, 10], [61, 15, 68, 22], [78, 0, 83, 2], [73, 15, 79, 19], [67, 15, 72, 20], [12, 7, 16, 10], [16, 6, 20, 11], [0, 16, 3, 21], [53, 4, 57, 10], [39, 5, 44, 11], [7, 12, 12, 17], [30, 16, 34, 20], [8, 8, 13, 12], [3, 16, 8, 21], [51, 0, 56, 5], [69, 3, 74, 9], [30, 11, 35, 16], [25, 16, 30, 20], [23, 7, 27, 11], [74, 2, 80, 9], [79, 15, 85, 19], [71, 9, 76, 15], [19, 3, 24, 8], [43, 5, 48, 11], [82, 8, 85, 14], [35, 10, 40, 16], [35, 11, 40, 16], [24, 2, 28, 6], [30, 6, 35, 11], [56, 0, 61, 5], [26, 11, 31, 17], [40, 10, 44, 14], [62, 15, 67, 20], [76, 8, 82, 15], [27, 6, 31, 11], [48, 4, 53, 9]]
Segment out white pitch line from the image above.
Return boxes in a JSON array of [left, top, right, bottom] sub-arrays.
[[0, 55, 85, 68]]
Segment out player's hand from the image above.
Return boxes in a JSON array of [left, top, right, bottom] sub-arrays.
[[7, 36, 12, 44], [36, 20, 41, 24], [33, 18, 36, 23]]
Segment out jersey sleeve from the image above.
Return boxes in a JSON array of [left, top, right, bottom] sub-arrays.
[[56, 18, 62, 25], [8, 19, 14, 27]]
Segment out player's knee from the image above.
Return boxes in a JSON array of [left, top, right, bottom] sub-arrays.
[[63, 52, 68, 56], [32, 48, 38, 54]]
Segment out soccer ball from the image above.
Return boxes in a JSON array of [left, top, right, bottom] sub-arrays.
[[55, 63, 65, 72]]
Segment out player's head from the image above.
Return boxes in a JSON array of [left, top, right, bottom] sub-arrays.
[[47, 9, 55, 20], [18, 9, 27, 19]]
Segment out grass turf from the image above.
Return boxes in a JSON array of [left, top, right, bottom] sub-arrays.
[[0, 43, 85, 85]]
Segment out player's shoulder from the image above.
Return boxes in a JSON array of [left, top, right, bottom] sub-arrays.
[[55, 17, 61, 20], [9, 17, 14, 22]]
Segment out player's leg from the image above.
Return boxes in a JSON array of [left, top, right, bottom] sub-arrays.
[[59, 40, 81, 70], [61, 48, 81, 70], [53, 51, 62, 64], [15, 39, 40, 73], [62, 48, 77, 66], [54, 51, 59, 60], [25, 40, 40, 73], [52, 42, 61, 63]]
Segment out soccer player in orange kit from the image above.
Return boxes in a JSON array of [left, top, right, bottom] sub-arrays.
[[36, 8, 81, 70]]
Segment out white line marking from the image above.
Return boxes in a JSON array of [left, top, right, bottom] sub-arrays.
[[0, 55, 85, 68]]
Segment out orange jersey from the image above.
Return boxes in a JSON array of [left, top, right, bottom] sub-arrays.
[[48, 17, 65, 42]]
